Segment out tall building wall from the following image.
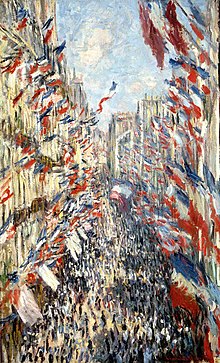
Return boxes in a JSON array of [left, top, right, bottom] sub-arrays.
[[0, 1, 58, 275], [0, 1, 89, 282], [204, 0, 219, 182]]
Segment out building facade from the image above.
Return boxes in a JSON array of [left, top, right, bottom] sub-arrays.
[[0, 0, 89, 286]]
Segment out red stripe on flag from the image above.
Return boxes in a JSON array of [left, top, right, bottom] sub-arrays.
[[190, 23, 204, 40]]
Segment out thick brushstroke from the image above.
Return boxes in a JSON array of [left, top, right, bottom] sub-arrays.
[[165, 0, 188, 55], [139, 2, 165, 69]]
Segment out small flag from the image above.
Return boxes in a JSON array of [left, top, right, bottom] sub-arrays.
[[109, 81, 117, 92]]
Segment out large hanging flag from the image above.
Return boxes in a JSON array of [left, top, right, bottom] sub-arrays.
[[165, 1, 188, 55], [138, 1, 166, 69], [12, 284, 43, 325], [38, 264, 59, 291]]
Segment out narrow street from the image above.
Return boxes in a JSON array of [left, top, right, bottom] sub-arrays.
[[1, 169, 204, 363]]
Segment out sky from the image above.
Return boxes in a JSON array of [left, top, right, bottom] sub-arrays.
[[56, 0, 171, 130]]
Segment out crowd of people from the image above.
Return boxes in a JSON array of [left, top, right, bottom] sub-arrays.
[[4, 195, 206, 363]]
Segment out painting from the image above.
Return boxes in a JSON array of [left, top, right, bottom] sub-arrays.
[[0, 0, 219, 362]]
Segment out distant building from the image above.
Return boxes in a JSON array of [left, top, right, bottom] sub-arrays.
[[108, 112, 136, 179], [93, 127, 108, 166], [138, 94, 165, 131]]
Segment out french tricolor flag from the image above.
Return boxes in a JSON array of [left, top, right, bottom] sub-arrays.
[[42, 17, 54, 44]]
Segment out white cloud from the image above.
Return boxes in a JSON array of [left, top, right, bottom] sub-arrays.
[[75, 28, 113, 67], [129, 81, 144, 93], [88, 28, 113, 48], [127, 76, 158, 96]]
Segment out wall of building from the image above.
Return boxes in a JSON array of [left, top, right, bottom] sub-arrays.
[[0, 1, 89, 283]]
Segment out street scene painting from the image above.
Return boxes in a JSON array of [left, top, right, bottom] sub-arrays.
[[0, 0, 219, 362]]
